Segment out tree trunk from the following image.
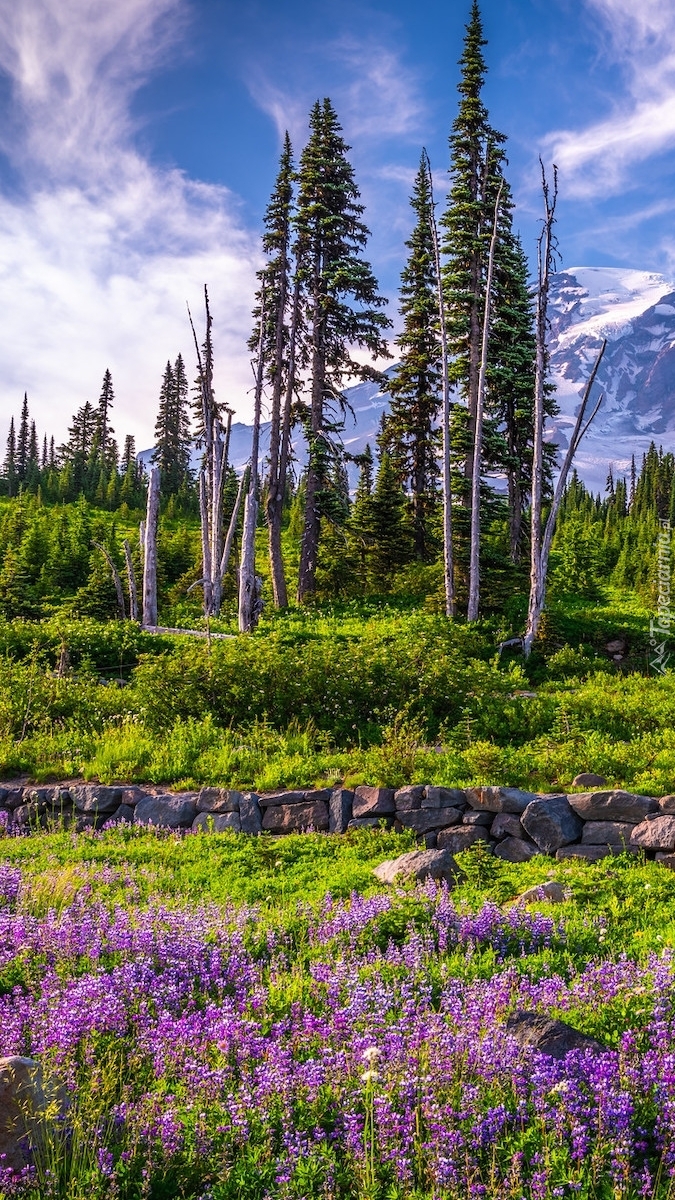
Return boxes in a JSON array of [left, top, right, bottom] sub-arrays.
[[239, 295, 266, 633], [123, 539, 138, 622], [93, 542, 126, 620], [297, 268, 324, 603], [467, 181, 502, 622], [220, 464, 248, 583], [268, 277, 300, 608], [142, 466, 160, 627], [426, 151, 455, 618]]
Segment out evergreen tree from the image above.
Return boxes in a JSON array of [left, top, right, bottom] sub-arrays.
[[294, 98, 391, 601], [367, 451, 413, 587], [96, 369, 115, 467], [153, 356, 192, 498], [60, 401, 96, 496], [348, 444, 376, 585], [16, 394, 29, 482], [3, 418, 16, 496], [382, 154, 441, 561], [41, 436, 48, 470]]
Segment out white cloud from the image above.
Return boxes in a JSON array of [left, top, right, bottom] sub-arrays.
[[0, 0, 260, 447], [542, 0, 675, 198]]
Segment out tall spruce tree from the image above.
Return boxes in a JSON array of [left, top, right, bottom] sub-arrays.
[[96, 370, 115, 468], [382, 153, 441, 560], [3, 418, 16, 496], [16, 394, 29, 483], [294, 98, 390, 601], [152, 357, 193, 497], [250, 133, 297, 608]]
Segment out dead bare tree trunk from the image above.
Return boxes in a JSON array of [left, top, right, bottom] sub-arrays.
[[239, 296, 266, 633], [467, 180, 503, 622], [123, 539, 138, 622], [188, 288, 228, 617], [425, 150, 455, 618], [142, 466, 160, 628], [220, 464, 249, 583], [93, 542, 126, 620], [523, 339, 606, 655], [268, 276, 300, 608]]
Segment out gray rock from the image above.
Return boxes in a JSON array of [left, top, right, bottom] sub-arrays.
[[192, 811, 241, 833], [197, 788, 243, 814], [490, 813, 524, 840], [465, 786, 538, 814], [329, 788, 354, 833], [493, 836, 539, 862], [630, 815, 675, 852], [655, 852, 675, 868], [422, 786, 467, 809], [303, 789, 332, 805], [0, 1057, 44, 1171], [505, 1011, 603, 1060], [517, 881, 566, 904], [581, 821, 634, 847], [373, 848, 459, 886], [567, 790, 658, 823], [70, 785, 123, 814], [660, 795, 675, 814], [556, 844, 612, 861], [258, 790, 307, 808], [394, 785, 425, 812], [347, 817, 389, 830], [12, 803, 48, 830], [352, 786, 396, 818], [424, 832, 437, 848], [239, 792, 263, 835], [397, 807, 462, 834], [109, 804, 134, 824], [134, 794, 197, 829], [74, 812, 110, 832], [118, 786, 147, 807], [463, 810, 493, 826], [436, 825, 490, 853], [521, 795, 583, 854], [25, 787, 71, 808], [5, 789, 25, 811], [262, 800, 329, 833], [572, 772, 608, 788]]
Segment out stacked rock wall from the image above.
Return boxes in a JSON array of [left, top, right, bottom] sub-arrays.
[[2, 781, 675, 864]]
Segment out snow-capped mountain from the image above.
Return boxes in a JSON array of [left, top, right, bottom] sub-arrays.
[[547, 267, 675, 490], [141, 267, 675, 494]]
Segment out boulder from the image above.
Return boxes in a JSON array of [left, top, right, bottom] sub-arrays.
[[118, 786, 147, 807], [436, 826, 490, 853], [5, 790, 26, 811], [258, 790, 306, 808], [134, 794, 197, 829], [262, 800, 329, 833], [572, 772, 607, 788], [490, 813, 524, 840], [397, 807, 462, 835], [70, 785, 123, 814], [463, 810, 492, 827], [394, 785, 425, 812], [422, 786, 467, 810], [465, 786, 538, 814], [567, 790, 658, 823], [352, 786, 396, 818], [660, 795, 675, 814], [373, 848, 459, 886], [192, 811, 241, 833], [581, 821, 634, 847], [303, 789, 332, 805], [556, 844, 612, 861], [505, 1012, 603, 1060], [0, 1057, 44, 1172], [521, 795, 583, 854], [493, 837, 539, 862], [516, 881, 566, 904], [12, 803, 48, 830], [239, 792, 263, 835], [196, 788, 243, 814], [74, 812, 110, 832], [329, 788, 354, 834], [24, 787, 71, 808], [630, 815, 675, 852], [109, 804, 134, 824]]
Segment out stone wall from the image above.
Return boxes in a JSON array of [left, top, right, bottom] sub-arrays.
[[3, 780, 675, 863]]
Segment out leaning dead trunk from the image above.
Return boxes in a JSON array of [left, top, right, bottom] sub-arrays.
[[239, 294, 266, 632], [467, 180, 502, 623], [523, 339, 606, 655], [93, 542, 126, 620], [425, 150, 455, 618], [142, 466, 160, 628], [123, 539, 138, 622]]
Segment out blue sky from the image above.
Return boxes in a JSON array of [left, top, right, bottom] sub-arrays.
[[0, 0, 674, 448]]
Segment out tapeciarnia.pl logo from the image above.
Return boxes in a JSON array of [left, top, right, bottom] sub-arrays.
[[650, 518, 672, 674]]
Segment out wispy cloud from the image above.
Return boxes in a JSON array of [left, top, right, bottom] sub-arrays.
[[542, 0, 675, 198], [0, 0, 260, 445]]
